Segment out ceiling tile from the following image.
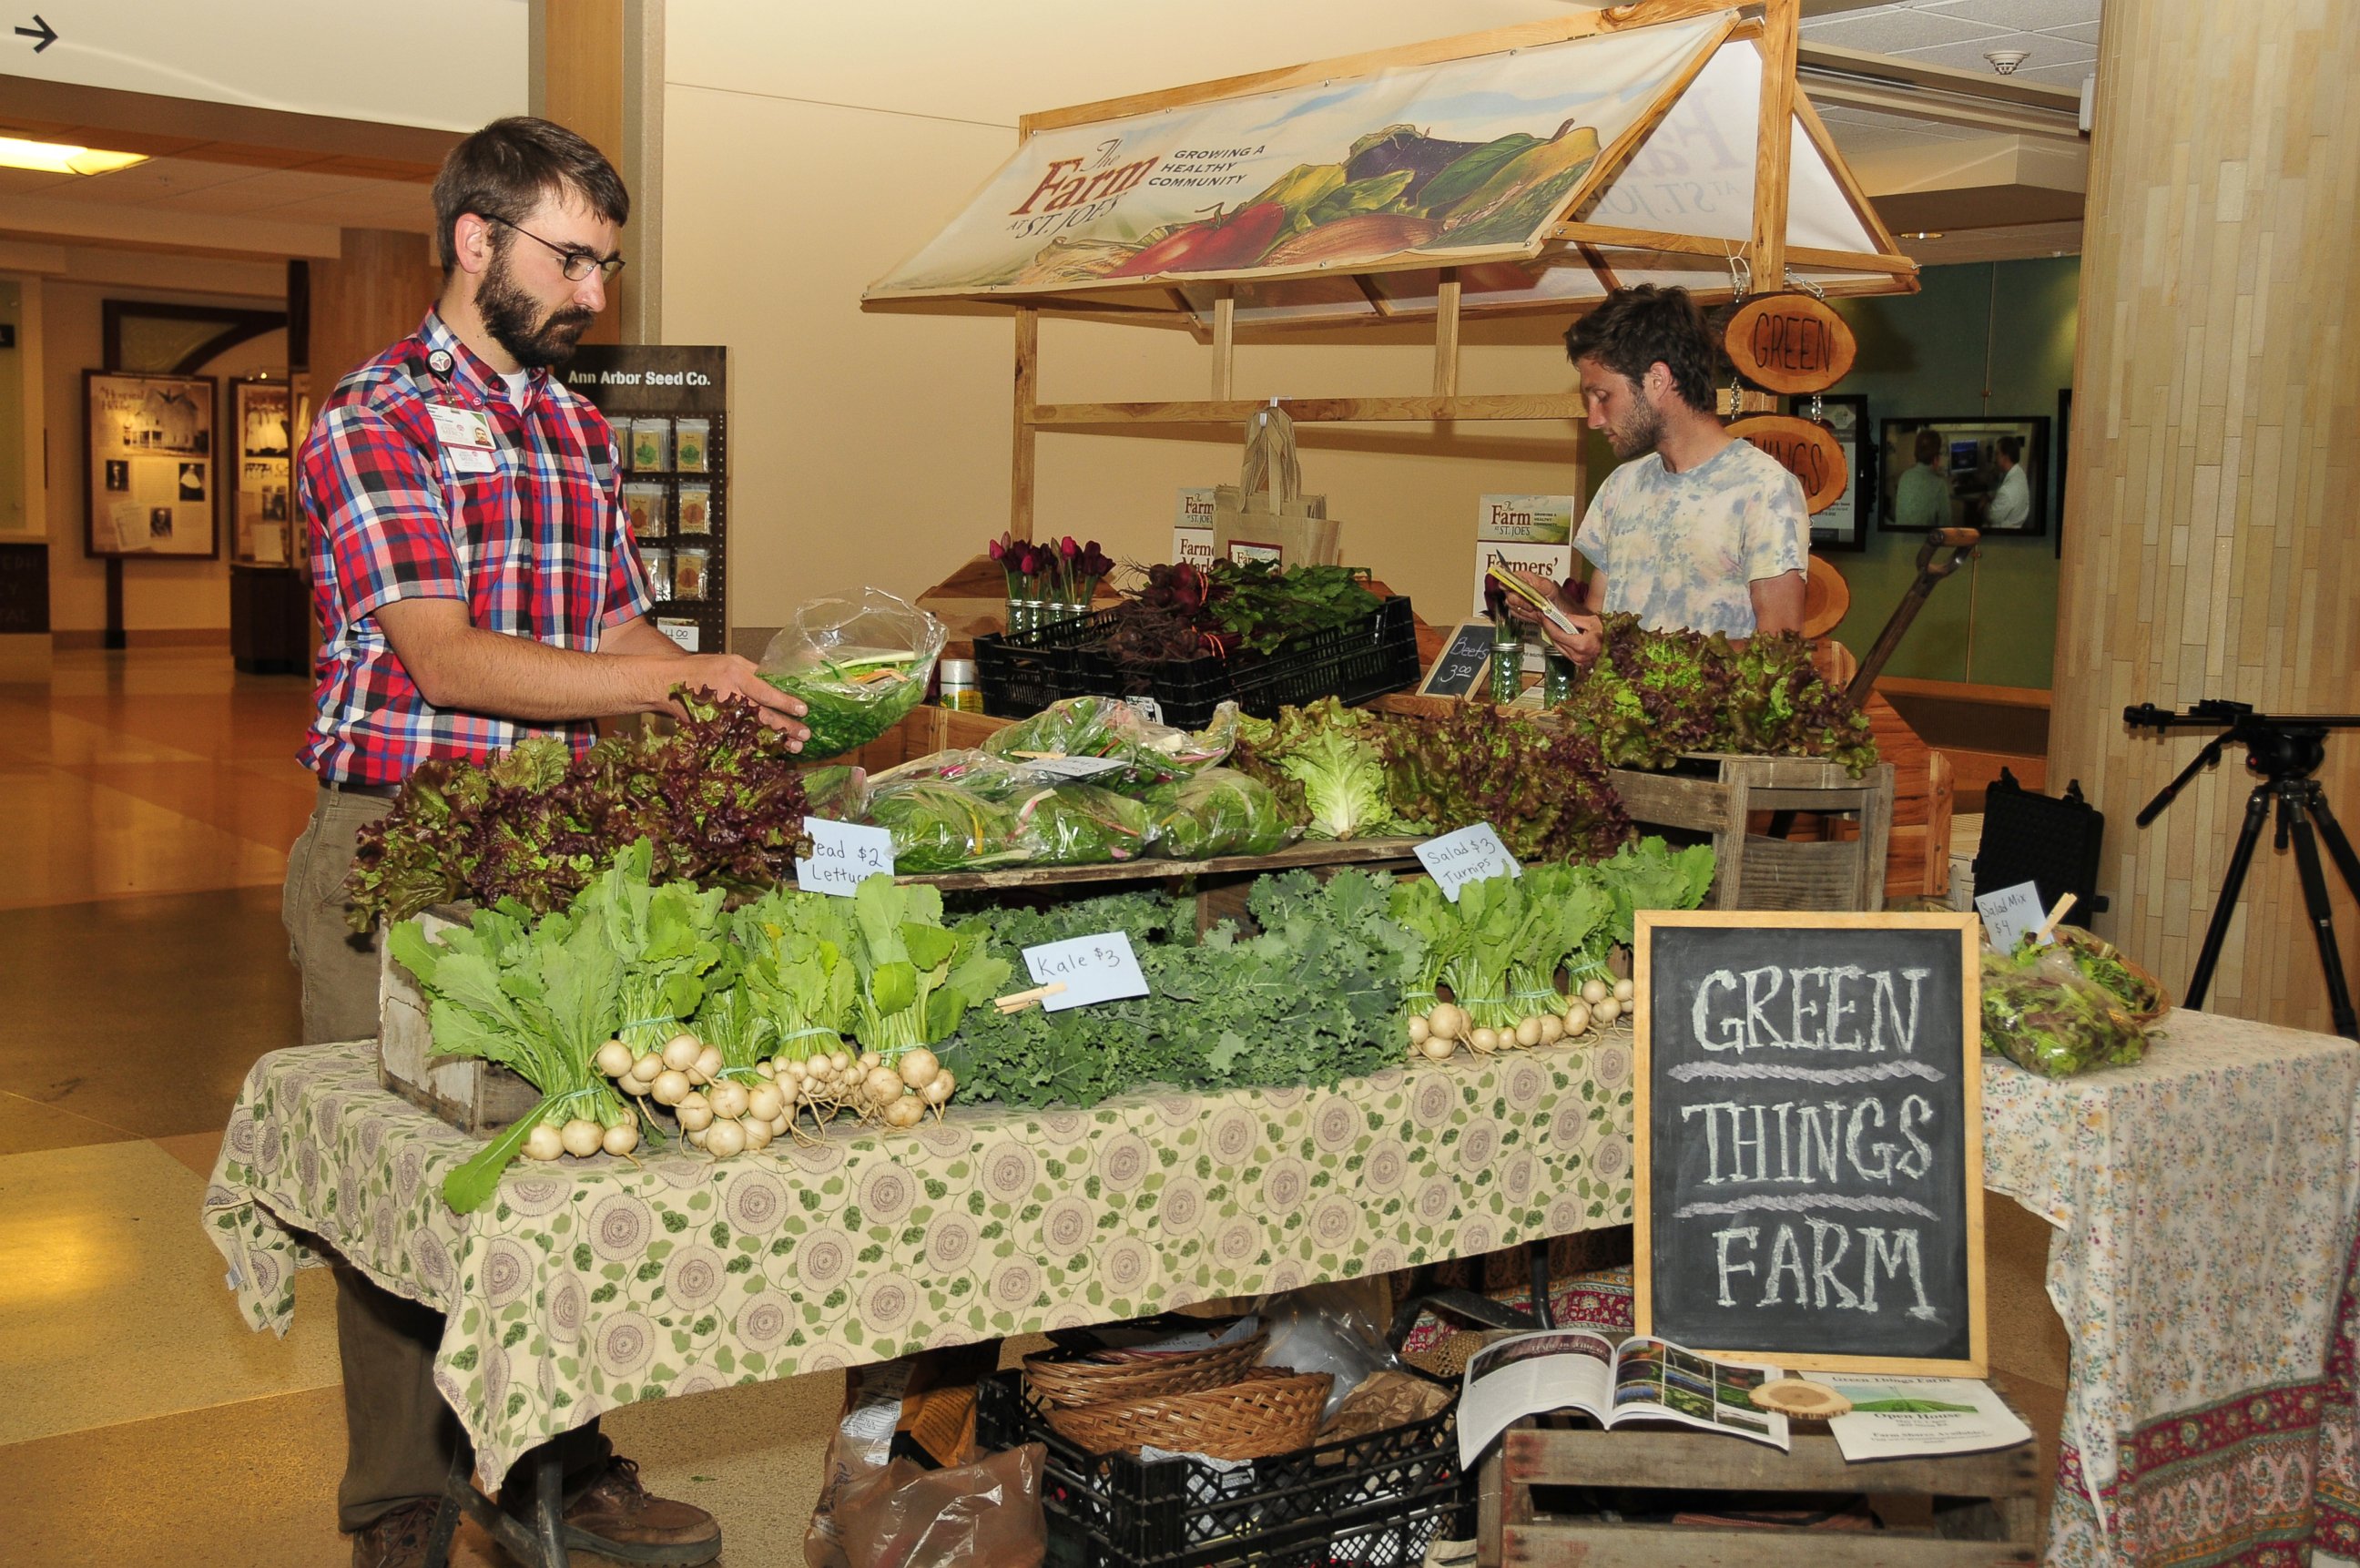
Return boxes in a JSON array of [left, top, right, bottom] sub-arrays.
[[1798, 6, 2012, 51], [0, 166, 80, 196], [1918, 0, 2102, 30], [1896, 31, 2097, 73], [2043, 21, 2105, 44]]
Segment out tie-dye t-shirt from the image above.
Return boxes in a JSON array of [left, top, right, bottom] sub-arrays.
[[1572, 439, 1809, 637]]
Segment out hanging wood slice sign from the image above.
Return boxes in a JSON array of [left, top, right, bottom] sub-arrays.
[[1728, 414, 1849, 515], [1724, 292, 1856, 394]]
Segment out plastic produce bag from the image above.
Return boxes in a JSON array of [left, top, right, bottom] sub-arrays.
[[1258, 1282, 1404, 1424], [759, 588, 946, 761], [863, 777, 1025, 872], [1145, 768, 1298, 859], [1008, 784, 1158, 865], [982, 697, 1237, 790], [822, 1447, 1046, 1568], [1980, 942, 2147, 1078]]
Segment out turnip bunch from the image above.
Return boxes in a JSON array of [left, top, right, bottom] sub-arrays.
[[834, 876, 1006, 1128], [732, 888, 867, 1134], [388, 898, 641, 1212]]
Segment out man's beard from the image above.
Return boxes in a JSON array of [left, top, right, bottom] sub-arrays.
[[478, 247, 595, 369], [1602, 399, 1663, 461]]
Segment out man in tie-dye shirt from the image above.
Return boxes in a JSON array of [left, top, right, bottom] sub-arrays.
[[1506, 285, 1808, 665]]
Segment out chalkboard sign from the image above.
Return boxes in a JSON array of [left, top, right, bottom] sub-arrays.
[[1633, 911, 1985, 1376], [1418, 619, 1496, 698]]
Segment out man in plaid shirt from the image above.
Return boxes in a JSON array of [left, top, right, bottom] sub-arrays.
[[285, 117, 799, 1568]]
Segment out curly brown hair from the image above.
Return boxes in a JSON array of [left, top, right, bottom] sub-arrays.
[[1563, 284, 1724, 413]]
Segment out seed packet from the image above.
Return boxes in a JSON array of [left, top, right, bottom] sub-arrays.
[[631, 418, 671, 473], [673, 542, 710, 601], [639, 545, 673, 602], [674, 417, 710, 473], [621, 482, 666, 539], [676, 482, 711, 535]]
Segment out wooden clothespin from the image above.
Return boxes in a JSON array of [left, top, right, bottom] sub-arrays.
[[994, 981, 1067, 1014], [2033, 891, 2077, 944]]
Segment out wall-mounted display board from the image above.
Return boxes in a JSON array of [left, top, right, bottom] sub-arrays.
[[1633, 910, 1985, 1376], [1878, 415, 2050, 539], [556, 346, 728, 656], [229, 378, 294, 565], [83, 370, 219, 558]]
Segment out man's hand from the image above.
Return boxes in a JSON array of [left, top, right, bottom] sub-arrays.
[[1500, 567, 1605, 667], [666, 655, 809, 747]]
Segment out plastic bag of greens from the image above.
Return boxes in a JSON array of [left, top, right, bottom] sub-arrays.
[[982, 697, 1237, 790], [1145, 767, 1298, 859], [867, 749, 1030, 802], [758, 588, 945, 760], [862, 778, 1025, 872], [1980, 942, 2147, 1078], [1008, 784, 1158, 865], [2042, 926, 2170, 1021]]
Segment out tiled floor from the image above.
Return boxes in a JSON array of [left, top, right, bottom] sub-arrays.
[[0, 648, 2068, 1565], [0, 650, 845, 1568]]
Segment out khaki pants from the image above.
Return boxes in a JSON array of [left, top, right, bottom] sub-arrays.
[[283, 785, 605, 1531]]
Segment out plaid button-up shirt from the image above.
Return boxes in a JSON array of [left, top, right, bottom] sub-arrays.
[[298, 311, 653, 785]]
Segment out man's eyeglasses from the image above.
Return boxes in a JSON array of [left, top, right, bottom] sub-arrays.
[[483, 213, 625, 282]]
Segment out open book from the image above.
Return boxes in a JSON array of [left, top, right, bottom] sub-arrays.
[[1458, 1329, 1789, 1468]]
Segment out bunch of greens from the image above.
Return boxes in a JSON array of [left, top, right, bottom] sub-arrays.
[[759, 647, 929, 761], [1012, 784, 1158, 863], [1205, 560, 1384, 656], [941, 871, 1419, 1108], [1559, 615, 1877, 775], [729, 885, 857, 1067], [1594, 837, 1719, 951], [1374, 701, 1633, 865], [348, 690, 814, 930], [842, 876, 1010, 1055], [1144, 768, 1297, 859], [1387, 862, 1622, 1029], [389, 896, 633, 1214], [1981, 942, 2147, 1078], [576, 840, 733, 1058], [1233, 698, 1419, 840]]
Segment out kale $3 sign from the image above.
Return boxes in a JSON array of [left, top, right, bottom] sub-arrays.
[[1633, 911, 1987, 1375]]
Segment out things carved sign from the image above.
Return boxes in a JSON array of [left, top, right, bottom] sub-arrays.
[[1724, 293, 1857, 395], [1728, 414, 1849, 515]]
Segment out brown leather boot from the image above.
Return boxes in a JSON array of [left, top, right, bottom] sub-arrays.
[[349, 1499, 442, 1568], [528, 1455, 723, 1566]]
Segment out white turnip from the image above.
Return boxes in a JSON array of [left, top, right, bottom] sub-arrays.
[[601, 1122, 639, 1157], [595, 1041, 634, 1079], [703, 1118, 747, 1158], [523, 1122, 565, 1162], [558, 1118, 605, 1159], [660, 1033, 701, 1072]]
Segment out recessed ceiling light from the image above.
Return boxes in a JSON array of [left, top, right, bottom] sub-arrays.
[[0, 136, 148, 176]]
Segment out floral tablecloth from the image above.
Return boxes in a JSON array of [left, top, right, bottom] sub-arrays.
[[204, 1038, 1637, 1481], [1979, 1008, 2360, 1568]]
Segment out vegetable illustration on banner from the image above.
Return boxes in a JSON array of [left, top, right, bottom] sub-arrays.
[[868, 19, 1724, 295]]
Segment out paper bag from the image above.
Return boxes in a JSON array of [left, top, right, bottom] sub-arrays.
[[1212, 405, 1341, 567]]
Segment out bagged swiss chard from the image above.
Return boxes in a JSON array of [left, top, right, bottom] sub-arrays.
[[1144, 768, 1298, 859], [982, 697, 1236, 790], [758, 588, 945, 761]]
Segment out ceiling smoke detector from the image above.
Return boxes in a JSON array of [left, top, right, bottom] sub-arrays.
[[1984, 48, 2031, 75]]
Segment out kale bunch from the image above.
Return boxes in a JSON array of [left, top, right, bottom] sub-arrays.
[[1371, 701, 1633, 865], [1560, 615, 1878, 775], [346, 690, 813, 930]]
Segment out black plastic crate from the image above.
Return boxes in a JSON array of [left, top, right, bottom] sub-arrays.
[[974, 597, 1423, 728], [977, 1370, 1460, 1568]]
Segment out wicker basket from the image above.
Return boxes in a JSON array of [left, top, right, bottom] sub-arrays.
[[1043, 1368, 1334, 1461], [1022, 1326, 1267, 1410], [2056, 926, 2172, 1024]]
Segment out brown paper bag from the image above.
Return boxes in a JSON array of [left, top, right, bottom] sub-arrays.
[[1212, 405, 1341, 567]]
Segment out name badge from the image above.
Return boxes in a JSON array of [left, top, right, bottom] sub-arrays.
[[428, 404, 497, 473]]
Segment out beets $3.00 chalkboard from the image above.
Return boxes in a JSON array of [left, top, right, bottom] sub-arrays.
[[1633, 911, 1985, 1375]]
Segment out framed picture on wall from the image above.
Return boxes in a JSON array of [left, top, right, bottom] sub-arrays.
[[1877, 414, 2050, 538], [230, 378, 294, 566], [2054, 389, 2072, 559], [1785, 393, 1870, 553], [83, 370, 220, 558]]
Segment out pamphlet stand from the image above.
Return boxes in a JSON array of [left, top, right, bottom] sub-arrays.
[[1476, 1411, 2039, 1568]]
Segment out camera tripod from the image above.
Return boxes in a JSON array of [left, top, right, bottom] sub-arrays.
[[2128, 700, 2360, 1040]]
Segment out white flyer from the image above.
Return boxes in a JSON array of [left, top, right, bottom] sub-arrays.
[[1826, 1376, 2034, 1461]]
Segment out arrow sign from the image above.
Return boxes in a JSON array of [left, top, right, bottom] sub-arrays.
[[14, 13, 56, 51]]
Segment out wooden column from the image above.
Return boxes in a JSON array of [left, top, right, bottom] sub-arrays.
[[2049, 0, 2360, 1033], [1012, 308, 1038, 542], [532, 0, 664, 344], [305, 229, 440, 394]]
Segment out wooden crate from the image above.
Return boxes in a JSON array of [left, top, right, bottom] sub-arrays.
[[1610, 755, 1895, 911], [377, 906, 539, 1135], [1479, 1416, 2040, 1567]]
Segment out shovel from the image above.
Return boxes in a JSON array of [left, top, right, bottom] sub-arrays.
[[1845, 527, 1979, 707]]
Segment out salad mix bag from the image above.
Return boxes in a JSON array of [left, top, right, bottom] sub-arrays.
[[758, 589, 945, 760]]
